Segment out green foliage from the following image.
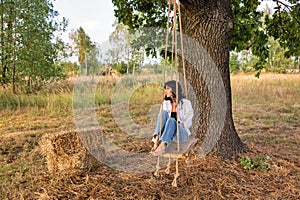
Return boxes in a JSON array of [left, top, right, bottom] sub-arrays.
[[240, 50, 260, 73], [73, 27, 92, 64], [46, 93, 72, 115], [87, 43, 102, 75], [230, 0, 264, 51], [95, 92, 111, 105], [240, 154, 271, 170]]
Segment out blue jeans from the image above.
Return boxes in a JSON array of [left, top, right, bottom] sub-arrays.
[[153, 110, 189, 146]]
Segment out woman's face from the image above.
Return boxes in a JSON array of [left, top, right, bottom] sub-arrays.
[[165, 85, 173, 97]]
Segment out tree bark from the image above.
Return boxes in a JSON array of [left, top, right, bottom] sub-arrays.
[[180, 0, 246, 159]]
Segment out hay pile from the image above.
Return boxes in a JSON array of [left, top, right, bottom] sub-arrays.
[[39, 128, 105, 174]]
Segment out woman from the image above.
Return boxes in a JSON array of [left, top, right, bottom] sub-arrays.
[[151, 80, 194, 156]]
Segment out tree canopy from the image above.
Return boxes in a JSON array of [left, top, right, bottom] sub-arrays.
[[112, 0, 300, 73]]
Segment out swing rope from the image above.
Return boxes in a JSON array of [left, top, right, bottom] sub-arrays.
[[178, 1, 188, 96], [172, 0, 180, 153]]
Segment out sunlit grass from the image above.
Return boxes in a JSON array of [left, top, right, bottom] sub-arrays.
[[231, 73, 300, 106], [231, 73, 300, 139]]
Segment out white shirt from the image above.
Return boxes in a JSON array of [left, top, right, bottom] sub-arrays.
[[162, 98, 194, 135]]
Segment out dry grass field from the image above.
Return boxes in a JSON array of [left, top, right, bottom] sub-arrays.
[[0, 73, 299, 199]]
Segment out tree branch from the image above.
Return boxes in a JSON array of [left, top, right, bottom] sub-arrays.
[[273, 0, 293, 11], [272, 0, 298, 16]]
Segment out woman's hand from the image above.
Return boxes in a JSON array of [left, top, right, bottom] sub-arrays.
[[171, 96, 177, 112]]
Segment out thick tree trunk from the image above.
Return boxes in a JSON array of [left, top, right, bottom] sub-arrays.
[[180, 0, 246, 159]]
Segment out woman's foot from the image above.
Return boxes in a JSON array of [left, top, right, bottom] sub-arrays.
[[151, 135, 159, 152], [151, 143, 158, 152], [152, 142, 166, 156]]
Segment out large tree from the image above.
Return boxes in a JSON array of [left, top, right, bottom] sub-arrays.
[[111, 0, 300, 159]]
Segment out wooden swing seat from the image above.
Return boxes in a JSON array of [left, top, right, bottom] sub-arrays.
[[162, 134, 197, 158]]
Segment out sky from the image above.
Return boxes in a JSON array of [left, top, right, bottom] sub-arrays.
[[53, 0, 116, 45]]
